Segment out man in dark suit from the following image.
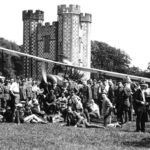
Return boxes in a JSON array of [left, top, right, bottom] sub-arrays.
[[133, 83, 148, 132], [91, 79, 99, 105]]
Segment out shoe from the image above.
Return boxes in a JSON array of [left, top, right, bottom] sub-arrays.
[[135, 130, 140, 132]]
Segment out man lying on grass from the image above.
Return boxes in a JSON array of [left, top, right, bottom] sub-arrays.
[[71, 111, 105, 129]]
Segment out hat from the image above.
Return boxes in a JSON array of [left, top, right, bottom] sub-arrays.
[[22, 79, 26, 82], [70, 90, 75, 93], [63, 80, 68, 83], [98, 80, 102, 83], [140, 83, 148, 88], [93, 79, 97, 82], [32, 99, 39, 105], [21, 101, 26, 104], [16, 103, 23, 107], [89, 99, 94, 103], [16, 76, 20, 80], [123, 76, 131, 83]]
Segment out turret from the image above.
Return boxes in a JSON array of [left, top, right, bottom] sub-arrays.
[[57, 4, 80, 15], [80, 13, 92, 23], [22, 10, 44, 21]]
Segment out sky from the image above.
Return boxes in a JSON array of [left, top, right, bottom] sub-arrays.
[[0, 0, 150, 70]]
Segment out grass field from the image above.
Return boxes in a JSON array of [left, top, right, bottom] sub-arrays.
[[0, 121, 150, 150]]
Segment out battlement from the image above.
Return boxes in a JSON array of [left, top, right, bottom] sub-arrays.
[[80, 13, 92, 23], [57, 4, 80, 15], [37, 21, 58, 28], [45, 22, 50, 27], [23, 10, 44, 21], [52, 21, 58, 26]]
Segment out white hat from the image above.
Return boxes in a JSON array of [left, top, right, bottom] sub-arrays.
[[33, 99, 39, 105], [16, 103, 23, 107]]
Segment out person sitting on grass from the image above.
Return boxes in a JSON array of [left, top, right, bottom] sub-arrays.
[[67, 90, 83, 112], [84, 99, 100, 122], [13, 103, 47, 124], [3, 106, 13, 122], [44, 89, 57, 114], [56, 92, 68, 121], [28, 94, 45, 118], [65, 98, 78, 126]]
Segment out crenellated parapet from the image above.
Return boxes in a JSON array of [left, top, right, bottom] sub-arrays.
[[37, 21, 58, 40], [57, 4, 80, 15], [37, 21, 58, 28], [80, 13, 92, 23], [22, 10, 44, 21]]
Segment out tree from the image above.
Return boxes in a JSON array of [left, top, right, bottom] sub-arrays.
[[147, 62, 150, 71], [0, 38, 23, 78], [91, 41, 131, 74]]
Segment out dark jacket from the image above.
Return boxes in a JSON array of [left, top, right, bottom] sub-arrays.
[[20, 85, 27, 101], [0, 84, 4, 98], [133, 88, 146, 110], [91, 84, 99, 100], [122, 87, 131, 107], [108, 85, 115, 104]]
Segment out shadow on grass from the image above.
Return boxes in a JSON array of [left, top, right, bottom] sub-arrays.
[[122, 138, 150, 148]]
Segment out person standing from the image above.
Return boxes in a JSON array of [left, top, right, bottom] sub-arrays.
[[10, 77, 20, 121], [97, 80, 103, 115], [108, 80, 115, 105], [0, 79, 4, 110], [115, 81, 124, 123], [79, 80, 91, 107], [19, 79, 27, 103], [102, 93, 113, 127], [120, 82, 132, 124], [3, 80, 10, 108], [26, 78, 33, 102], [133, 83, 148, 132], [91, 79, 99, 105]]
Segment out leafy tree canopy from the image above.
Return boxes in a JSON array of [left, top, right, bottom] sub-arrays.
[[0, 38, 23, 78]]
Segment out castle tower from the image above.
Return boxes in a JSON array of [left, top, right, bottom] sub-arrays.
[[80, 13, 92, 79], [36, 22, 58, 79], [57, 5, 92, 79], [22, 10, 44, 79], [22, 5, 92, 80], [57, 5, 81, 65]]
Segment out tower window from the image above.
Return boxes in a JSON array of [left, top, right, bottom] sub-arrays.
[[43, 35, 50, 53]]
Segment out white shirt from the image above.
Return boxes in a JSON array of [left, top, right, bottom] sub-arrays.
[[10, 82, 19, 93], [89, 103, 100, 117], [32, 85, 40, 93], [142, 90, 146, 102]]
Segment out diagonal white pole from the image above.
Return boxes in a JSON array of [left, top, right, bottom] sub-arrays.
[[0, 46, 150, 82]]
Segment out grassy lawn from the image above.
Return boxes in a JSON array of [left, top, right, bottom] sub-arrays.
[[0, 122, 150, 150]]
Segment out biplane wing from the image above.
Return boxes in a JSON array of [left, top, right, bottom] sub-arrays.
[[0, 47, 20, 57], [0, 46, 150, 83]]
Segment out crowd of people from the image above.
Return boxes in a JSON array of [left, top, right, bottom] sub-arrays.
[[0, 75, 150, 132]]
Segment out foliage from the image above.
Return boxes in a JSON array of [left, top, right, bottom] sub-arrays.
[[147, 62, 150, 71], [0, 38, 23, 78], [91, 41, 131, 73], [91, 40, 150, 79]]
